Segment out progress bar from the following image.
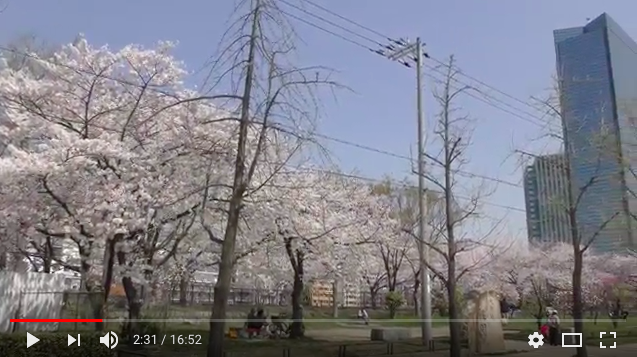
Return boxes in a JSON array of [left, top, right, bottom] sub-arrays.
[[10, 319, 103, 322]]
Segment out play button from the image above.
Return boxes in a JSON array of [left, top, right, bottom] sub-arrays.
[[26, 332, 39, 348]]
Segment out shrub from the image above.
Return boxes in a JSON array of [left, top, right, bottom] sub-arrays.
[[385, 291, 405, 319], [0, 332, 115, 357]]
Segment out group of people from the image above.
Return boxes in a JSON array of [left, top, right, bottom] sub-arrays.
[[539, 309, 561, 346], [243, 308, 292, 338], [245, 308, 267, 337]]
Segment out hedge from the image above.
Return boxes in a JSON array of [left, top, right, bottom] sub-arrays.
[[0, 332, 117, 357]]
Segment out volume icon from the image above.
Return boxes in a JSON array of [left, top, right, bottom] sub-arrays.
[[99, 331, 118, 349]]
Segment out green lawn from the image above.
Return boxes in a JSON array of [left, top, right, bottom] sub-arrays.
[[143, 336, 451, 357], [58, 303, 444, 332]]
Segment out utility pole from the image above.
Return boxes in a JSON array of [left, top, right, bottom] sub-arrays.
[[383, 37, 432, 344]]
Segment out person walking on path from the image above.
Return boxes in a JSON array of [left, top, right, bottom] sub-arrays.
[[547, 311, 560, 346]]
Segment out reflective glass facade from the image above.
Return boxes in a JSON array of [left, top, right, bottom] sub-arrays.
[[524, 154, 572, 245], [554, 13, 637, 253]]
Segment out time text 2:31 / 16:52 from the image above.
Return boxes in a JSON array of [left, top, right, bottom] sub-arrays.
[[133, 334, 203, 346]]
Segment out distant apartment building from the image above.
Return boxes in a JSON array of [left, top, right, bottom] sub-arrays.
[[524, 154, 572, 244], [309, 280, 361, 308], [554, 13, 637, 252]]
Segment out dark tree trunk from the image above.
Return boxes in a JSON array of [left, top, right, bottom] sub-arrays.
[[208, 207, 242, 357], [206, 0, 259, 353], [332, 280, 338, 318], [0, 251, 6, 270], [370, 288, 378, 309], [117, 247, 143, 342], [447, 276, 461, 357], [290, 272, 304, 338], [79, 243, 105, 331], [179, 274, 190, 306], [572, 251, 587, 357], [413, 275, 420, 317]]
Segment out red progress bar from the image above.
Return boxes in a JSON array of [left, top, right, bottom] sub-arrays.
[[10, 319, 103, 322]]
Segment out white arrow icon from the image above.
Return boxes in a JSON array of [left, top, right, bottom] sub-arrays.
[[26, 332, 40, 348], [68, 334, 76, 346]]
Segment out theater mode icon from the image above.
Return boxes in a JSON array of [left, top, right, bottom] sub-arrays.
[[99, 331, 118, 349]]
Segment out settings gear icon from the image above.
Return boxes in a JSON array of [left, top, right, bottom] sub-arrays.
[[528, 331, 544, 348]]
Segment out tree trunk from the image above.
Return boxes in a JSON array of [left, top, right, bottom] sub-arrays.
[[88, 292, 105, 331], [332, 280, 338, 317], [208, 207, 242, 357], [290, 273, 304, 338], [370, 289, 378, 309], [413, 278, 421, 317], [447, 278, 461, 357], [117, 248, 143, 342], [572, 251, 587, 357], [206, 0, 260, 352], [389, 306, 396, 319], [121, 276, 142, 343], [79, 244, 105, 331], [0, 250, 6, 270], [179, 274, 190, 306]]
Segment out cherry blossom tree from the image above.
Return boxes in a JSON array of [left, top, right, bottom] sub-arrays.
[[0, 36, 226, 333], [358, 246, 387, 309], [257, 169, 390, 336]]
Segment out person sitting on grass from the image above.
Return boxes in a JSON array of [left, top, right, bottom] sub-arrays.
[[246, 308, 267, 338]]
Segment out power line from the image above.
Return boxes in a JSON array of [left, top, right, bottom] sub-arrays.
[[300, 0, 546, 116], [279, 0, 384, 48], [277, 122, 523, 188], [279, 6, 546, 127], [305, 168, 526, 213]]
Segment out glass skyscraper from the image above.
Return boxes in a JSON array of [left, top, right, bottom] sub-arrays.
[[524, 154, 572, 245], [554, 13, 637, 253]]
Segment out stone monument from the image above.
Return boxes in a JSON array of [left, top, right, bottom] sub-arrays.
[[462, 290, 506, 355]]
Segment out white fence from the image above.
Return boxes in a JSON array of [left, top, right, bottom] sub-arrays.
[[0, 271, 66, 333]]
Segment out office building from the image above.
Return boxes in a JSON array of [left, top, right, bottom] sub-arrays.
[[553, 13, 637, 253], [524, 154, 572, 244]]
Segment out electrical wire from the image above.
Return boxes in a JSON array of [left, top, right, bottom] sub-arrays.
[[299, 0, 547, 116], [276, 7, 550, 128], [298, 167, 526, 213], [274, 121, 522, 188]]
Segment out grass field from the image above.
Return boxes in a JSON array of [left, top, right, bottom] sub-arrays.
[[59, 303, 443, 332], [138, 336, 452, 357]]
